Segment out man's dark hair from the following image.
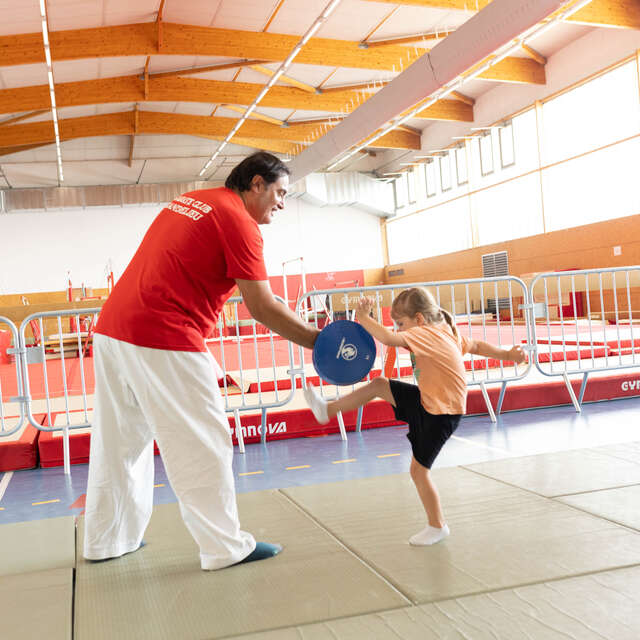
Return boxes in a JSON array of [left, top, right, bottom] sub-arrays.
[[225, 151, 290, 192]]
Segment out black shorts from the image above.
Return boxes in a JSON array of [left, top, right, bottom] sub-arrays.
[[389, 379, 461, 469]]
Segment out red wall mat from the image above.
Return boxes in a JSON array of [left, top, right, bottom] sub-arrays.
[[38, 411, 160, 468], [33, 371, 640, 467], [0, 415, 43, 472]]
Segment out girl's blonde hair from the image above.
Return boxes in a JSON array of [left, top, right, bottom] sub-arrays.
[[391, 287, 458, 338]]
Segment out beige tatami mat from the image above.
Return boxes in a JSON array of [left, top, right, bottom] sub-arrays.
[[557, 484, 640, 531], [0, 515, 76, 576], [282, 468, 640, 604], [0, 568, 73, 640], [230, 564, 640, 640], [74, 490, 409, 640], [0, 517, 75, 640], [463, 447, 640, 497]]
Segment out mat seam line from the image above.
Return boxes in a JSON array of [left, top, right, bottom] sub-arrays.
[[276, 488, 414, 606], [549, 496, 640, 533]]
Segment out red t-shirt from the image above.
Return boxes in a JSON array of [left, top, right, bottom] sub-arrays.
[[95, 187, 268, 351]]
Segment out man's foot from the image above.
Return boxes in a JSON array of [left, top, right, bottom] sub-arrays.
[[409, 524, 450, 546], [236, 542, 283, 564], [304, 384, 329, 424], [87, 540, 146, 563]]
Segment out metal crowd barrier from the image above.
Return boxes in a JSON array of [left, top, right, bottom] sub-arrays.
[[526, 266, 640, 411], [206, 295, 297, 453], [3, 267, 640, 476], [296, 276, 532, 424], [8, 297, 298, 472], [18, 308, 101, 474], [0, 316, 26, 438]]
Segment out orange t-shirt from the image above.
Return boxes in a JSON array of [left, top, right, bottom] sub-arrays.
[[95, 187, 268, 351], [402, 323, 473, 415]]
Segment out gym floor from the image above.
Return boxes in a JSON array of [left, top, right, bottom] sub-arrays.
[[2, 395, 639, 526]]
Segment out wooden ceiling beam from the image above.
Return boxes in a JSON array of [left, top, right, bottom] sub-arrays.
[[250, 64, 318, 93], [0, 74, 517, 120], [415, 99, 474, 121], [363, 0, 638, 29], [220, 104, 284, 126], [566, 0, 640, 29], [0, 76, 358, 116], [450, 90, 475, 106], [360, 0, 492, 9], [0, 110, 420, 151], [477, 56, 545, 84], [0, 22, 421, 71]]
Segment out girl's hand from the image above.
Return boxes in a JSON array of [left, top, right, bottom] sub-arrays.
[[356, 296, 374, 319], [507, 345, 526, 364]]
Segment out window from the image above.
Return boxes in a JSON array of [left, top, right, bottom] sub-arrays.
[[439, 152, 453, 191], [479, 132, 494, 176], [407, 168, 417, 203], [455, 145, 468, 185], [498, 121, 515, 168], [394, 173, 408, 209], [424, 160, 437, 197]]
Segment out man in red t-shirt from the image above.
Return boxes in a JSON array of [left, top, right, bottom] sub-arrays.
[[84, 152, 319, 570]]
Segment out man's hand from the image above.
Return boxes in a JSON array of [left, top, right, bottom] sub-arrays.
[[506, 345, 527, 364]]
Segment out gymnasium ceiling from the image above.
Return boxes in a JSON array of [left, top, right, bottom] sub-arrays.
[[0, 0, 638, 189]]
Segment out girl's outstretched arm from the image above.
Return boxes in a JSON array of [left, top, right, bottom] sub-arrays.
[[356, 297, 407, 348], [469, 340, 526, 363]]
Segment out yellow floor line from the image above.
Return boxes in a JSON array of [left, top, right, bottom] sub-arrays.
[[0, 507, 4, 510], [32, 499, 60, 506], [377, 453, 401, 458], [154, 483, 165, 488], [286, 465, 310, 470], [332, 458, 356, 464], [238, 471, 264, 476]]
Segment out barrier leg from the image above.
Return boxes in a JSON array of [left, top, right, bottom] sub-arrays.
[[563, 373, 581, 412], [233, 409, 245, 453], [62, 422, 71, 476], [260, 408, 268, 445], [336, 411, 347, 441], [479, 382, 496, 423], [578, 372, 589, 405], [496, 381, 508, 417], [356, 406, 363, 433]]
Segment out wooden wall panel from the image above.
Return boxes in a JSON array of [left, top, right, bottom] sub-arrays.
[[383, 214, 640, 284]]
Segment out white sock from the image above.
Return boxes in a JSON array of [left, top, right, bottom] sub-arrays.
[[303, 383, 329, 424], [409, 524, 450, 546]]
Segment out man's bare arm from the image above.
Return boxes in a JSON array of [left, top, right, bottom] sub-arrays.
[[235, 279, 320, 349]]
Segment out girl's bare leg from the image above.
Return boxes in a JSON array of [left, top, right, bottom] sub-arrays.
[[303, 377, 393, 425], [408, 456, 450, 546], [326, 376, 395, 419], [409, 457, 444, 527]]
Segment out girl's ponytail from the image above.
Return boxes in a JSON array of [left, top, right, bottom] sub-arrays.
[[439, 307, 458, 339]]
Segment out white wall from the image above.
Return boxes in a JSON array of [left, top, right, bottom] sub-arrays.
[[0, 197, 384, 294]]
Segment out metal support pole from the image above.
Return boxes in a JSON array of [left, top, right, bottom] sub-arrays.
[[233, 408, 245, 453], [479, 382, 496, 423], [562, 373, 581, 412]]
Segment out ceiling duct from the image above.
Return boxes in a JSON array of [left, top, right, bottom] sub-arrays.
[[287, 172, 394, 218], [289, 0, 576, 183]]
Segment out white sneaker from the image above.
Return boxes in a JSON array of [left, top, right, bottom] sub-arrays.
[[303, 383, 329, 424], [409, 524, 450, 546]]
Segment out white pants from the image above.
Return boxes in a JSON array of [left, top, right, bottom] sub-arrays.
[[83, 334, 255, 569]]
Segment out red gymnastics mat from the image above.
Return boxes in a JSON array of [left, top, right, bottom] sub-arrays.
[[0, 415, 44, 472], [20, 369, 640, 469], [38, 409, 160, 468]]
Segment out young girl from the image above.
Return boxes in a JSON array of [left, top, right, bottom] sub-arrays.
[[304, 287, 526, 546]]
